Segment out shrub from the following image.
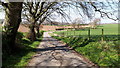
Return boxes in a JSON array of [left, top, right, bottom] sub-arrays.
[[40, 30, 45, 35]]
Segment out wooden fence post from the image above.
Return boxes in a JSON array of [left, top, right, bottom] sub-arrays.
[[79, 30, 80, 37], [67, 29, 68, 36], [74, 30, 75, 36], [101, 29, 104, 41], [88, 29, 90, 40]]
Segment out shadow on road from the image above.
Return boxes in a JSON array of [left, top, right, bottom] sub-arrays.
[[34, 45, 72, 52], [42, 37, 58, 41]]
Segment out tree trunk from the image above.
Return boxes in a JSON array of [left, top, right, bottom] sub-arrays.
[[2, 2, 23, 52], [28, 21, 36, 41], [36, 26, 40, 38]]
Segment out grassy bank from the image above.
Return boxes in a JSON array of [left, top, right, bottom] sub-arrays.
[[3, 31, 44, 68], [52, 36, 119, 67]]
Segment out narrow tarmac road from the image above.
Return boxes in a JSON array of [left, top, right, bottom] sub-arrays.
[[27, 32, 95, 68]]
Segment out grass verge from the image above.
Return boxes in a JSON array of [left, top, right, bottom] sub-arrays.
[[3, 31, 44, 68]]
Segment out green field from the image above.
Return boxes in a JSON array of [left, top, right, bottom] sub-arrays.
[[52, 24, 120, 67], [54, 24, 118, 36]]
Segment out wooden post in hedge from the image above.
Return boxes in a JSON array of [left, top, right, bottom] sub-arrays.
[[101, 29, 104, 41], [88, 28, 90, 40]]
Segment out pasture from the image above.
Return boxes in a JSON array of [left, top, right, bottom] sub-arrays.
[[54, 24, 118, 36]]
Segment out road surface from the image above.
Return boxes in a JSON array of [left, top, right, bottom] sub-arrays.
[[27, 32, 96, 68]]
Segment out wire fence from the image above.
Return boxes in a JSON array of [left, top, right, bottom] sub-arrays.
[[57, 28, 118, 41]]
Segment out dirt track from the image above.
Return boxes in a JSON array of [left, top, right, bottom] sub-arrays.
[[27, 32, 95, 67]]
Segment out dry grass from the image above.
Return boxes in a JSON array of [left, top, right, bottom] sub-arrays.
[[18, 25, 30, 32]]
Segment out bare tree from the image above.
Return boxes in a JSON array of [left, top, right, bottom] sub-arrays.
[[35, 7, 55, 38], [72, 18, 84, 30], [90, 18, 101, 29], [23, 2, 71, 39], [22, 2, 57, 41]]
